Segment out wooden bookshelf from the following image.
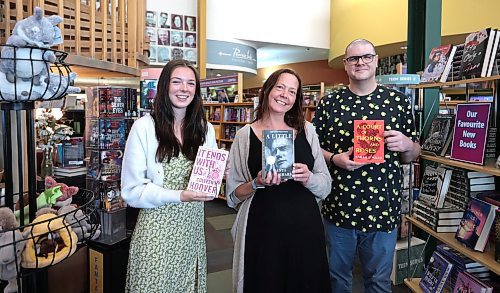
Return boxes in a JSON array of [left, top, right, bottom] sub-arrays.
[[404, 278, 422, 293], [439, 100, 467, 107], [420, 154, 500, 176], [406, 216, 500, 275], [410, 75, 500, 89]]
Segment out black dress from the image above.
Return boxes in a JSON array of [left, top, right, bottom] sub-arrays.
[[243, 128, 331, 293]]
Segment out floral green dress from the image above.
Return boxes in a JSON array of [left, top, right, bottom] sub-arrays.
[[126, 155, 207, 292]]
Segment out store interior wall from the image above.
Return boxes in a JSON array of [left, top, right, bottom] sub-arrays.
[[206, 0, 330, 49], [244, 60, 348, 89], [329, 0, 500, 68]]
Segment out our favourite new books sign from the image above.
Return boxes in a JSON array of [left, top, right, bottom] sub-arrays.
[[450, 103, 491, 165], [187, 146, 229, 197]]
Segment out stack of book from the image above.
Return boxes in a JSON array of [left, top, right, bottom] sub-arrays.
[[412, 200, 464, 233], [446, 169, 495, 210], [446, 44, 465, 82], [484, 127, 497, 164], [54, 166, 87, 177], [453, 271, 493, 292], [436, 244, 491, 290]]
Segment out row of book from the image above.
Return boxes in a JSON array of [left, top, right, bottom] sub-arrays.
[[419, 165, 495, 210], [223, 107, 253, 122], [414, 190, 499, 253], [421, 27, 500, 83], [87, 149, 123, 182], [87, 118, 135, 150], [86, 179, 125, 212], [223, 125, 243, 140], [419, 244, 494, 293], [86, 87, 139, 118]]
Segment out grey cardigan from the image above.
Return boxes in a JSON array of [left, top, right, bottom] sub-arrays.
[[226, 121, 332, 293]]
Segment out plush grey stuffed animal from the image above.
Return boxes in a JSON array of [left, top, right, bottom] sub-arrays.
[[57, 206, 101, 242], [0, 208, 25, 293], [0, 7, 63, 85], [0, 71, 80, 101]]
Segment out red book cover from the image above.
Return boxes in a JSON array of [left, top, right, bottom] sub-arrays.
[[353, 120, 385, 163]]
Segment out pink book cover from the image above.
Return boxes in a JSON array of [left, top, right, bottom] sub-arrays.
[[353, 120, 385, 163], [187, 146, 229, 198], [453, 271, 491, 292]]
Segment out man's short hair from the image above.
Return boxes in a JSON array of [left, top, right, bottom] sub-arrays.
[[345, 39, 376, 55]]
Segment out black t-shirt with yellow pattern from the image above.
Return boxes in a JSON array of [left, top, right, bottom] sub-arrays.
[[313, 85, 418, 233]]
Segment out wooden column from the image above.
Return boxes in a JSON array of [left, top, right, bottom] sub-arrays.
[[127, 0, 137, 68], [198, 0, 206, 78]]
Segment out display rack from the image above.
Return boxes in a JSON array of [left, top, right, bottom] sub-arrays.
[[85, 86, 138, 244], [405, 75, 500, 292], [0, 45, 100, 292]]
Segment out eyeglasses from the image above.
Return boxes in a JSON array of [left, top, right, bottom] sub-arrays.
[[344, 54, 376, 65]]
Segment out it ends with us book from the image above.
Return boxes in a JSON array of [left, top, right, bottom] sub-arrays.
[[262, 130, 294, 180], [187, 146, 229, 198], [353, 120, 385, 163]]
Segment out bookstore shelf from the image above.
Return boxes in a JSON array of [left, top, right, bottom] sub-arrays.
[[406, 216, 500, 275], [410, 75, 500, 89], [222, 121, 249, 125], [420, 154, 500, 176], [404, 278, 422, 293], [439, 100, 467, 107], [406, 71, 500, 292]]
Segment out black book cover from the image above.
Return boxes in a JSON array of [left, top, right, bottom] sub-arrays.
[[460, 28, 493, 79], [421, 114, 455, 156], [262, 130, 294, 180]]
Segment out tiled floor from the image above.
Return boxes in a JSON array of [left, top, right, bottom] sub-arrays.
[[204, 199, 408, 293]]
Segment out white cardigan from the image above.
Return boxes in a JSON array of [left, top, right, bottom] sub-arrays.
[[121, 114, 217, 208]]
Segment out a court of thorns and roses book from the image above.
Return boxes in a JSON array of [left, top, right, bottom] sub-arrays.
[[187, 146, 229, 198], [353, 120, 385, 163], [262, 130, 294, 180]]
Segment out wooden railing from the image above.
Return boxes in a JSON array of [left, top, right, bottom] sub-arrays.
[[0, 0, 148, 76]]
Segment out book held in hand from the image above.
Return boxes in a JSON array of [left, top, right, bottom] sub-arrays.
[[353, 120, 384, 163], [187, 146, 229, 198], [262, 130, 294, 180]]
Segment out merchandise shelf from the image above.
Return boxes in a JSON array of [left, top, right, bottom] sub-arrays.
[[410, 75, 500, 89], [406, 216, 500, 275], [420, 154, 500, 176], [404, 278, 422, 293]]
